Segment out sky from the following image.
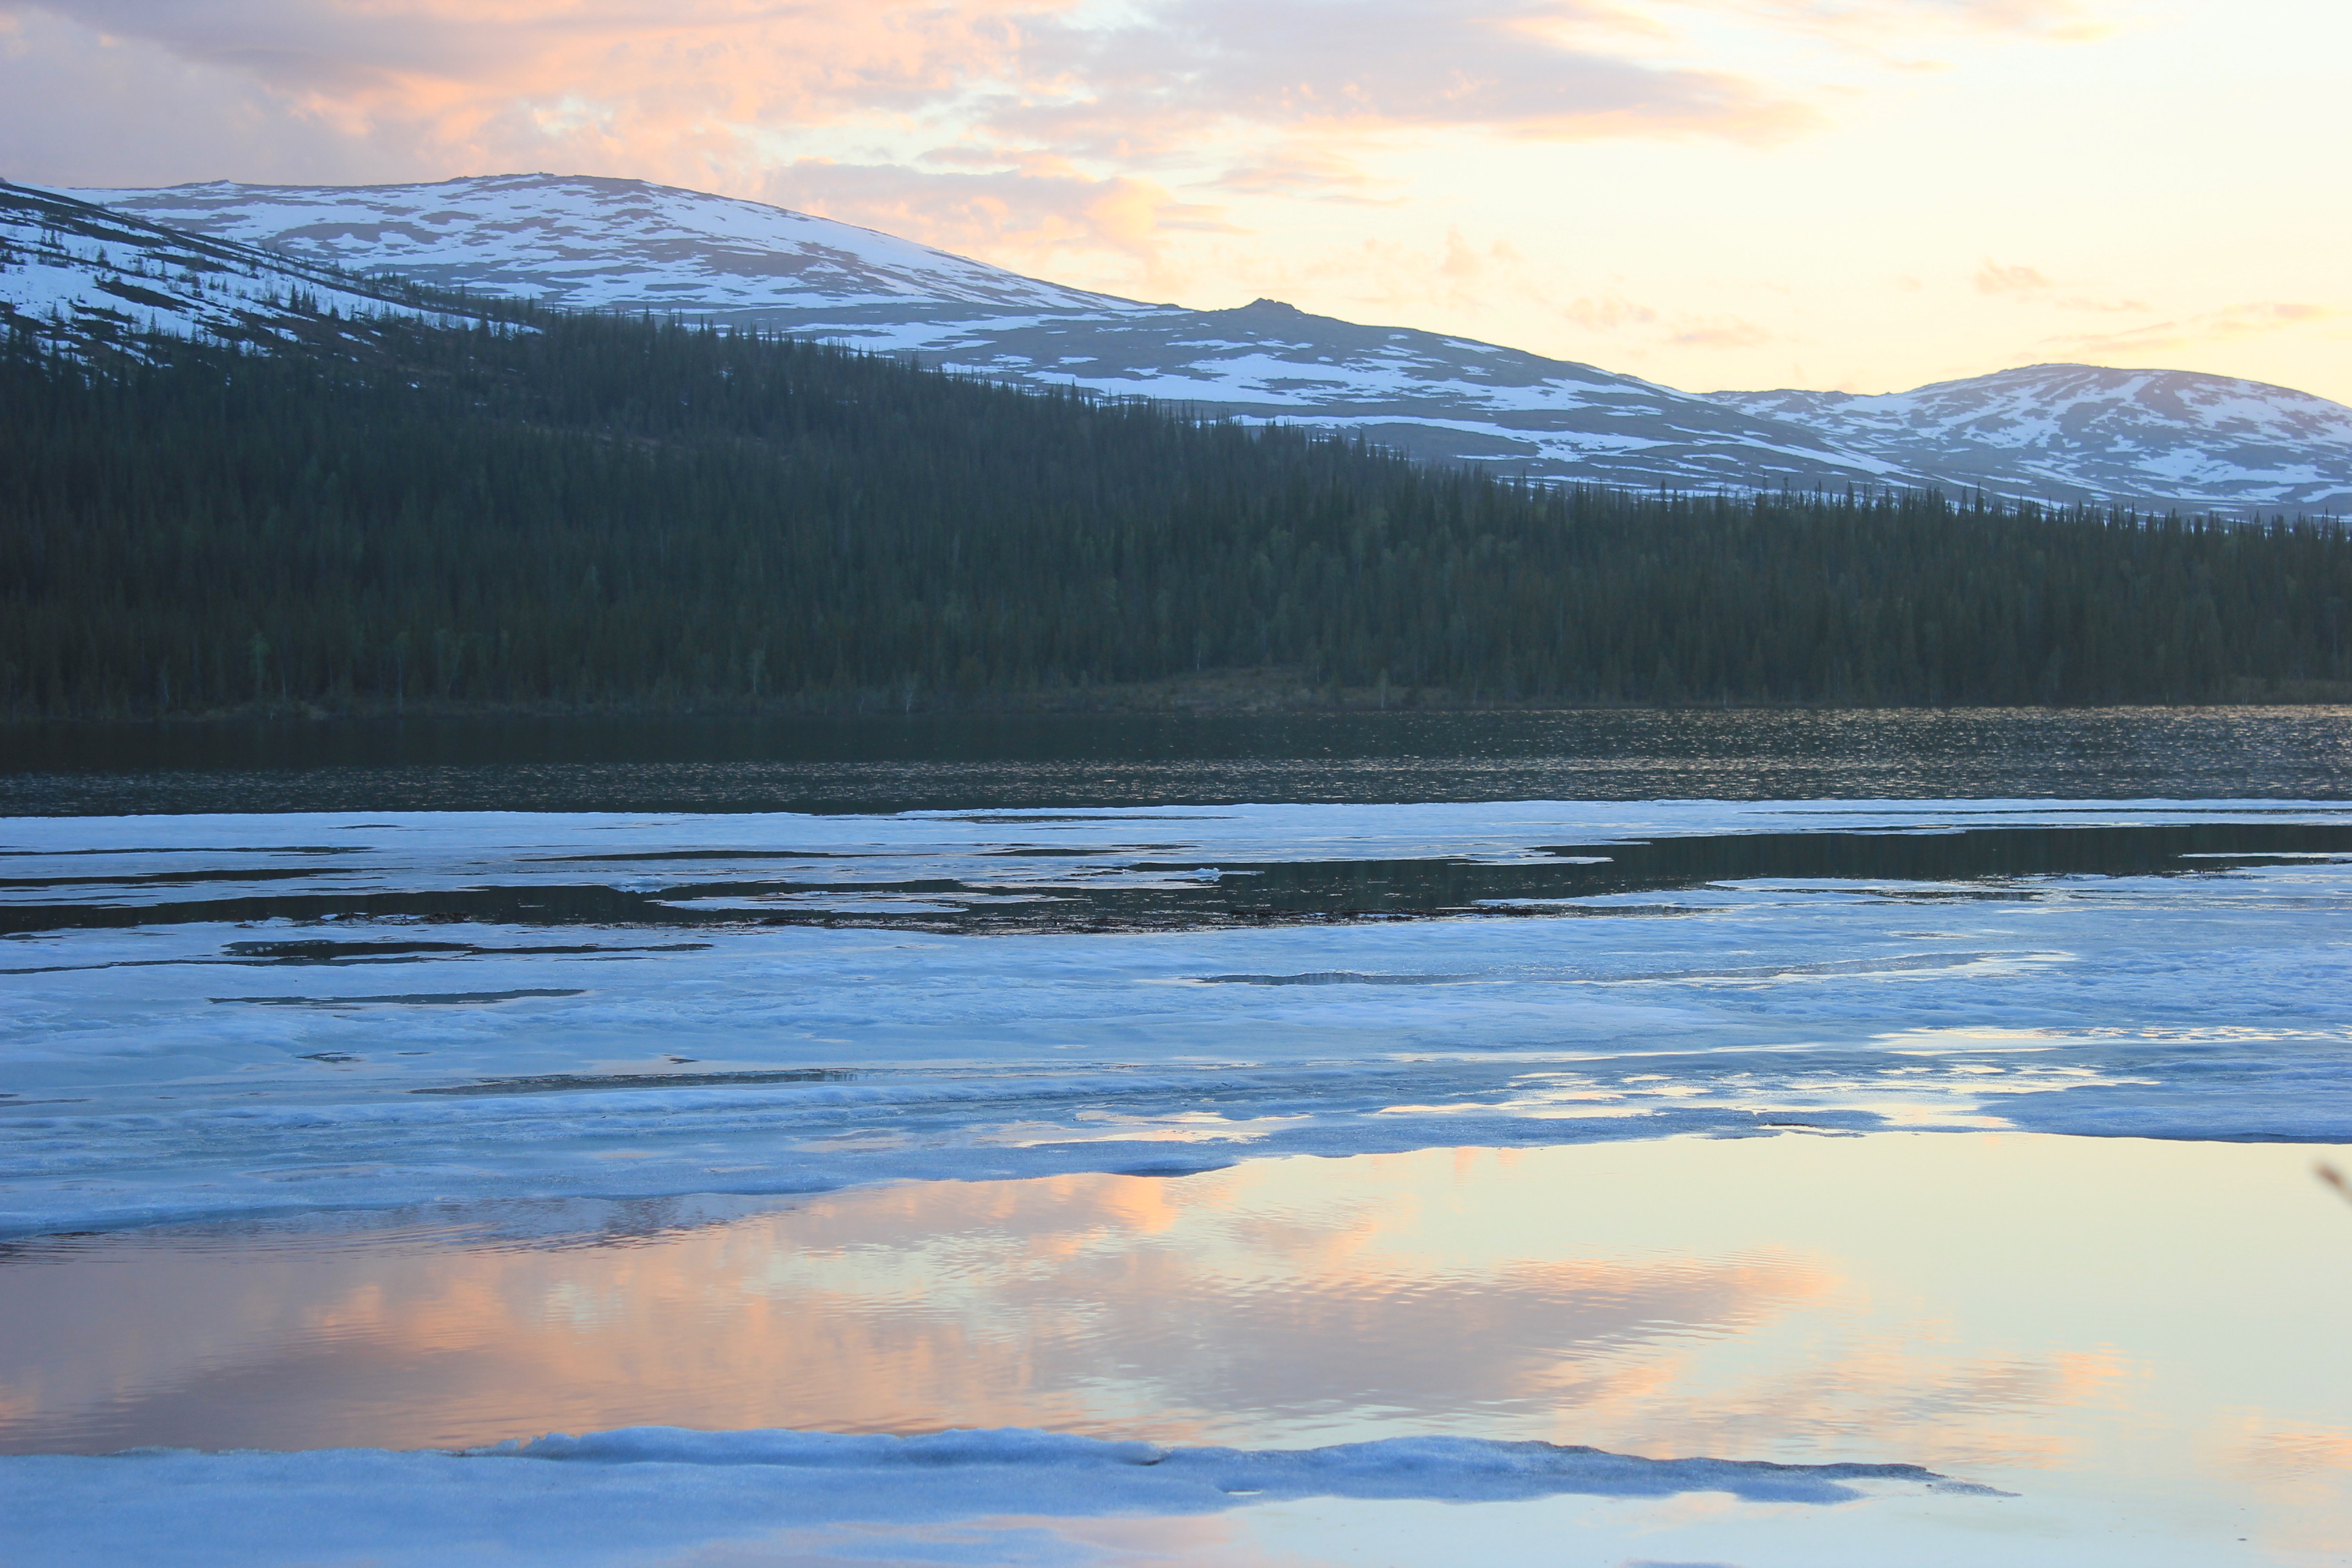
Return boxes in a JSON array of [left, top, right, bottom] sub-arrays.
[[1, 0, 2345, 401]]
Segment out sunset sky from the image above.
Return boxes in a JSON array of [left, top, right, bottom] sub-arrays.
[[2, 0, 2344, 400]]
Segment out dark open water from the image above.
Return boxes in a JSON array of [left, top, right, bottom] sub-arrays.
[[3, 707, 2348, 815]]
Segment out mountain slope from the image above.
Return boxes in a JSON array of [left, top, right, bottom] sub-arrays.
[[847, 297, 1917, 490], [46, 173, 2352, 510], [0, 181, 467, 355], [78, 172, 1133, 318], [10, 308, 2350, 719], [65, 174, 1922, 495], [1712, 365, 2352, 512]]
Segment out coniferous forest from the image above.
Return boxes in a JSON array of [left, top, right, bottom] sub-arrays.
[[4, 306, 2350, 718]]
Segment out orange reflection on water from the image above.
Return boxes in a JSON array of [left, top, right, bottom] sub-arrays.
[[1, 1129, 2346, 1564], [2219, 1415, 2352, 1557], [1537, 1330, 2132, 1472], [674, 1513, 1323, 1568], [0, 1169, 1828, 1453]]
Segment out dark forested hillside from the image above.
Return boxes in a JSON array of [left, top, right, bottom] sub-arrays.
[[3, 309, 2349, 718]]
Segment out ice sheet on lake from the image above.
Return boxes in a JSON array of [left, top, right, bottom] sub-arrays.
[[0, 1426, 1997, 1568], [5, 799, 2351, 1235]]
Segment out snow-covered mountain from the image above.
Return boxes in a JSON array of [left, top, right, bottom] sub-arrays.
[[1711, 365, 2352, 513], [0, 180, 465, 353], [54, 174, 1923, 495], [33, 172, 2352, 510], [74, 172, 1133, 319]]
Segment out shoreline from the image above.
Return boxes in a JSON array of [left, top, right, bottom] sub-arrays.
[[11, 678, 2352, 725]]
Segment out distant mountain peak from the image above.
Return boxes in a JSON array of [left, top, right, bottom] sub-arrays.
[[1708, 361, 2352, 509]]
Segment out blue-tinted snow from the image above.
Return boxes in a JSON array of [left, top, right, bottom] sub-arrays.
[[0, 1428, 2031, 1568], [0, 182, 472, 355]]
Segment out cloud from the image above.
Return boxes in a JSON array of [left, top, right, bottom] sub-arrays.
[[1199, 223, 1594, 333], [5, 1, 1059, 169], [1559, 294, 1659, 333], [0, 0, 2121, 312], [0, 6, 404, 185], [9, 0, 1819, 159], [1703, 0, 2112, 50], [761, 159, 1236, 286], [1974, 257, 2149, 314], [1, 1, 1818, 250], [1201, 146, 1399, 203], [986, 0, 1820, 159], [2031, 301, 2335, 359], [1974, 257, 2051, 295], [1669, 316, 1775, 348]]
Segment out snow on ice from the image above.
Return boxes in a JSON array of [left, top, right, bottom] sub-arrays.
[[5, 798, 2349, 1238]]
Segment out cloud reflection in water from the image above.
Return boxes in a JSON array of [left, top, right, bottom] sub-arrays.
[[7, 1132, 2328, 1492]]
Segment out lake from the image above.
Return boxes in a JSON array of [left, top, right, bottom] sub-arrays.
[[2, 707, 2347, 1566]]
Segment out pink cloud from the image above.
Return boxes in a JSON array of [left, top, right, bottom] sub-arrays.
[[1974, 257, 2051, 295], [1974, 257, 2150, 315], [761, 158, 1237, 285], [1669, 316, 1775, 348], [0, 0, 2102, 291], [1707, 0, 2109, 47], [10, 0, 1816, 146], [986, 0, 1820, 157], [1558, 294, 1659, 332], [2033, 301, 2336, 359], [1200, 145, 1397, 203], [7, 1, 1064, 164], [3, 1, 1817, 192]]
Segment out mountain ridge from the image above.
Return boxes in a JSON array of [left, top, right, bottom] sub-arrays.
[[1708, 363, 2352, 512], [23, 172, 2352, 510], [70, 173, 1910, 497]]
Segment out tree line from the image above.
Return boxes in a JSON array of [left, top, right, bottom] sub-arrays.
[[3, 308, 2349, 718]]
